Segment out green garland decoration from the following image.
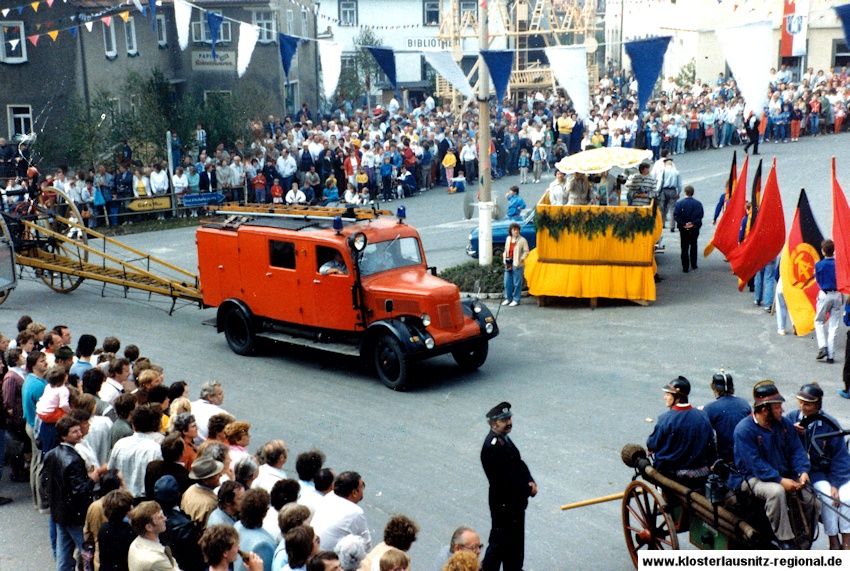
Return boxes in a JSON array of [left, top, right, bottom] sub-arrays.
[[534, 208, 657, 242]]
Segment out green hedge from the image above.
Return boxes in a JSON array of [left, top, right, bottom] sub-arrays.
[[535, 207, 657, 241], [440, 260, 504, 292]]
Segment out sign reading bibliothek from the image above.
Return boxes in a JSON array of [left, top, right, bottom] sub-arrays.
[[406, 37, 449, 49], [191, 51, 236, 71]]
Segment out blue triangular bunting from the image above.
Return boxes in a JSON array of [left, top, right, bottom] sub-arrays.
[[835, 3, 850, 46], [624, 36, 671, 112], [207, 12, 224, 59], [366, 46, 397, 90], [148, 0, 156, 31], [69, 25, 77, 37], [279, 33, 300, 85], [480, 49, 514, 103]]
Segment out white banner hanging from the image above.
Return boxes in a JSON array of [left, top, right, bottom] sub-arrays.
[[545, 45, 590, 120], [8, 39, 19, 52], [716, 21, 773, 117], [421, 50, 474, 100], [174, 0, 192, 51], [318, 41, 343, 102], [237, 22, 259, 78], [84, 21, 93, 32]]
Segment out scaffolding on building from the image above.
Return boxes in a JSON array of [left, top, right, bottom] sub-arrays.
[[434, 0, 601, 108]]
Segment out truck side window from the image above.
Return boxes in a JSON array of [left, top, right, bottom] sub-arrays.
[[317, 246, 348, 276], [269, 240, 296, 269]]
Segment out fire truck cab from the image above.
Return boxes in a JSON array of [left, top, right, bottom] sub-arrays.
[[196, 208, 498, 389]]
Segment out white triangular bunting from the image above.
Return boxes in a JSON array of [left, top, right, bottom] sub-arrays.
[[84, 21, 93, 32], [318, 41, 343, 101], [236, 22, 259, 78], [1, 9, 9, 17], [8, 38, 19, 51], [174, 0, 192, 50]]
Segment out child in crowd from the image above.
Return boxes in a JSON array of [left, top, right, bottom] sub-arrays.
[[251, 170, 267, 204], [591, 131, 605, 148], [517, 149, 530, 184], [355, 167, 369, 196], [608, 129, 623, 148], [381, 156, 394, 202], [270, 178, 284, 204]]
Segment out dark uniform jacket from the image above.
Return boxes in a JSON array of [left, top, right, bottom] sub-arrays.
[[481, 430, 534, 512]]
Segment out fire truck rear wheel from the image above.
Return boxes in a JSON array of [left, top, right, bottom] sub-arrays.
[[373, 334, 408, 391], [224, 307, 255, 356], [452, 340, 489, 371]]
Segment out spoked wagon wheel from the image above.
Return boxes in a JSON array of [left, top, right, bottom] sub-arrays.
[[29, 187, 88, 293], [622, 480, 679, 568]]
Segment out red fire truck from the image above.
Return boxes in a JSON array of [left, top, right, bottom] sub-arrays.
[[197, 206, 498, 389]]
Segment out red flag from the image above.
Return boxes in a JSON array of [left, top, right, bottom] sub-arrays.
[[833, 157, 850, 293], [727, 159, 786, 290], [705, 155, 749, 257]]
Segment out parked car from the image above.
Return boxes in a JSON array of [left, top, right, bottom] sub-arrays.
[[466, 208, 536, 259]]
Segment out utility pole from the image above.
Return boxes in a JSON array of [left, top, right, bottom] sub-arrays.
[[477, 1, 493, 266]]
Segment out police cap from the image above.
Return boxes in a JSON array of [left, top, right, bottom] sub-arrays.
[[486, 401, 512, 421]]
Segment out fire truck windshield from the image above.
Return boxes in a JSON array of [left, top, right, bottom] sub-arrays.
[[359, 236, 422, 276]]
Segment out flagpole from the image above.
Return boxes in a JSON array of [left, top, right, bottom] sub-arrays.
[[477, 0, 493, 266]]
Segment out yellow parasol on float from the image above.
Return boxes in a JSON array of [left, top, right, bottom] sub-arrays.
[[555, 147, 653, 175]]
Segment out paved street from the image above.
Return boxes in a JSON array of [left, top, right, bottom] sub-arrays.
[[1, 135, 848, 569]]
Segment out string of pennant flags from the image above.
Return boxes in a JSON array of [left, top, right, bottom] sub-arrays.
[[7, 0, 850, 113]]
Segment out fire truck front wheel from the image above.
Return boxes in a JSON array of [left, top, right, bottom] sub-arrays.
[[452, 340, 489, 371], [373, 334, 408, 391], [224, 306, 256, 356]]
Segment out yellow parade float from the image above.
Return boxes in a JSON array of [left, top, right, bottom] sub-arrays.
[[524, 148, 663, 307]]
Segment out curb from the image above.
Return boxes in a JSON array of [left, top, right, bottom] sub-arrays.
[[460, 291, 531, 299]]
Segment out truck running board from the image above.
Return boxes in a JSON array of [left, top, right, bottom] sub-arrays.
[[256, 330, 361, 357]]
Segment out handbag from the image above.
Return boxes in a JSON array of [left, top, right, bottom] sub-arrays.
[[93, 189, 106, 207], [705, 126, 715, 137]]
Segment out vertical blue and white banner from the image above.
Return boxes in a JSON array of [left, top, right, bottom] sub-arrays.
[[279, 33, 301, 85], [624, 36, 671, 113], [366, 46, 398, 91], [480, 49, 514, 103]]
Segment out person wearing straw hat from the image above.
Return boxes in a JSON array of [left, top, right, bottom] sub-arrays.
[[786, 383, 850, 549], [731, 381, 815, 549], [180, 456, 226, 529]]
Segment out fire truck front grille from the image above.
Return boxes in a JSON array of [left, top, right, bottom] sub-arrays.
[[437, 302, 463, 329]]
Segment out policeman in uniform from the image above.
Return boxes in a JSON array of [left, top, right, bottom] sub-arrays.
[[480, 402, 536, 571], [703, 371, 751, 465], [732, 381, 815, 549], [646, 376, 716, 490]]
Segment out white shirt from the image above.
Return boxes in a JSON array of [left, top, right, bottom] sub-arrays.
[[172, 173, 189, 194], [108, 432, 163, 497], [311, 492, 371, 552], [191, 399, 226, 442], [548, 179, 567, 205], [298, 480, 324, 517], [285, 188, 307, 205], [252, 463, 287, 493], [150, 170, 169, 194], [276, 154, 298, 178], [262, 506, 282, 543], [98, 378, 124, 405]]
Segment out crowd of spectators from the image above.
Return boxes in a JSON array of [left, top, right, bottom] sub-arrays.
[[0, 316, 486, 571], [4, 62, 850, 227]]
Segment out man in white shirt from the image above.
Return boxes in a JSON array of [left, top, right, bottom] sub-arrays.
[[127, 501, 179, 571], [253, 440, 288, 492], [295, 450, 325, 516], [276, 148, 298, 193], [191, 380, 227, 443], [108, 405, 164, 498], [230, 155, 246, 202], [98, 357, 131, 405], [310, 471, 371, 552]]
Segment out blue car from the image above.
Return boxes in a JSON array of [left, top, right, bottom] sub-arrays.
[[466, 208, 537, 259]]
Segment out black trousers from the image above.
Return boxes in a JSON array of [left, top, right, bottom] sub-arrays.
[[680, 227, 699, 271], [744, 128, 760, 154], [844, 330, 850, 392], [482, 507, 526, 571]]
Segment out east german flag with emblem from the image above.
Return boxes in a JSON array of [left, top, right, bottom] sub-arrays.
[[780, 189, 824, 336]]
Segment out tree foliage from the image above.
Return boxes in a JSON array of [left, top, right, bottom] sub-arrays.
[[42, 68, 269, 171], [676, 59, 697, 89], [336, 28, 384, 107]]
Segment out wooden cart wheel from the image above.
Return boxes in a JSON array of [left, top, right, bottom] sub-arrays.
[[0, 289, 11, 305], [31, 187, 88, 293], [622, 480, 679, 568]]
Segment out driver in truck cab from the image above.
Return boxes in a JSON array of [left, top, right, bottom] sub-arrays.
[[319, 252, 348, 276]]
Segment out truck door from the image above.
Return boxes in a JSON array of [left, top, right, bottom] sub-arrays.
[[308, 245, 359, 332], [238, 232, 303, 324]]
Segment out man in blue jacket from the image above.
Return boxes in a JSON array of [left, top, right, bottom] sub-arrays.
[[732, 381, 815, 549], [673, 185, 704, 273]]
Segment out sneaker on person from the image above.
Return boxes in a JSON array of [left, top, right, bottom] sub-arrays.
[[509, 301, 518, 307], [501, 300, 510, 306]]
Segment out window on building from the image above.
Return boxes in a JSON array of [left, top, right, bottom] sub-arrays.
[[339, 0, 357, 25], [424, 1, 440, 25], [834, 41, 850, 68], [156, 14, 167, 47], [286, 11, 294, 35], [0, 22, 27, 64], [253, 11, 276, 43], [285, 81, 299, 116], [301, 8, 309, 35], [109, 98, 121, 115], [103, 21, 117, 59], [7, 105, 32, 141], [125, 17, 138, 55], [129, 94, 141, 114], [191, 12, 231, 43], [459, 0, 477, 21], [269, 240, 296, 269]]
